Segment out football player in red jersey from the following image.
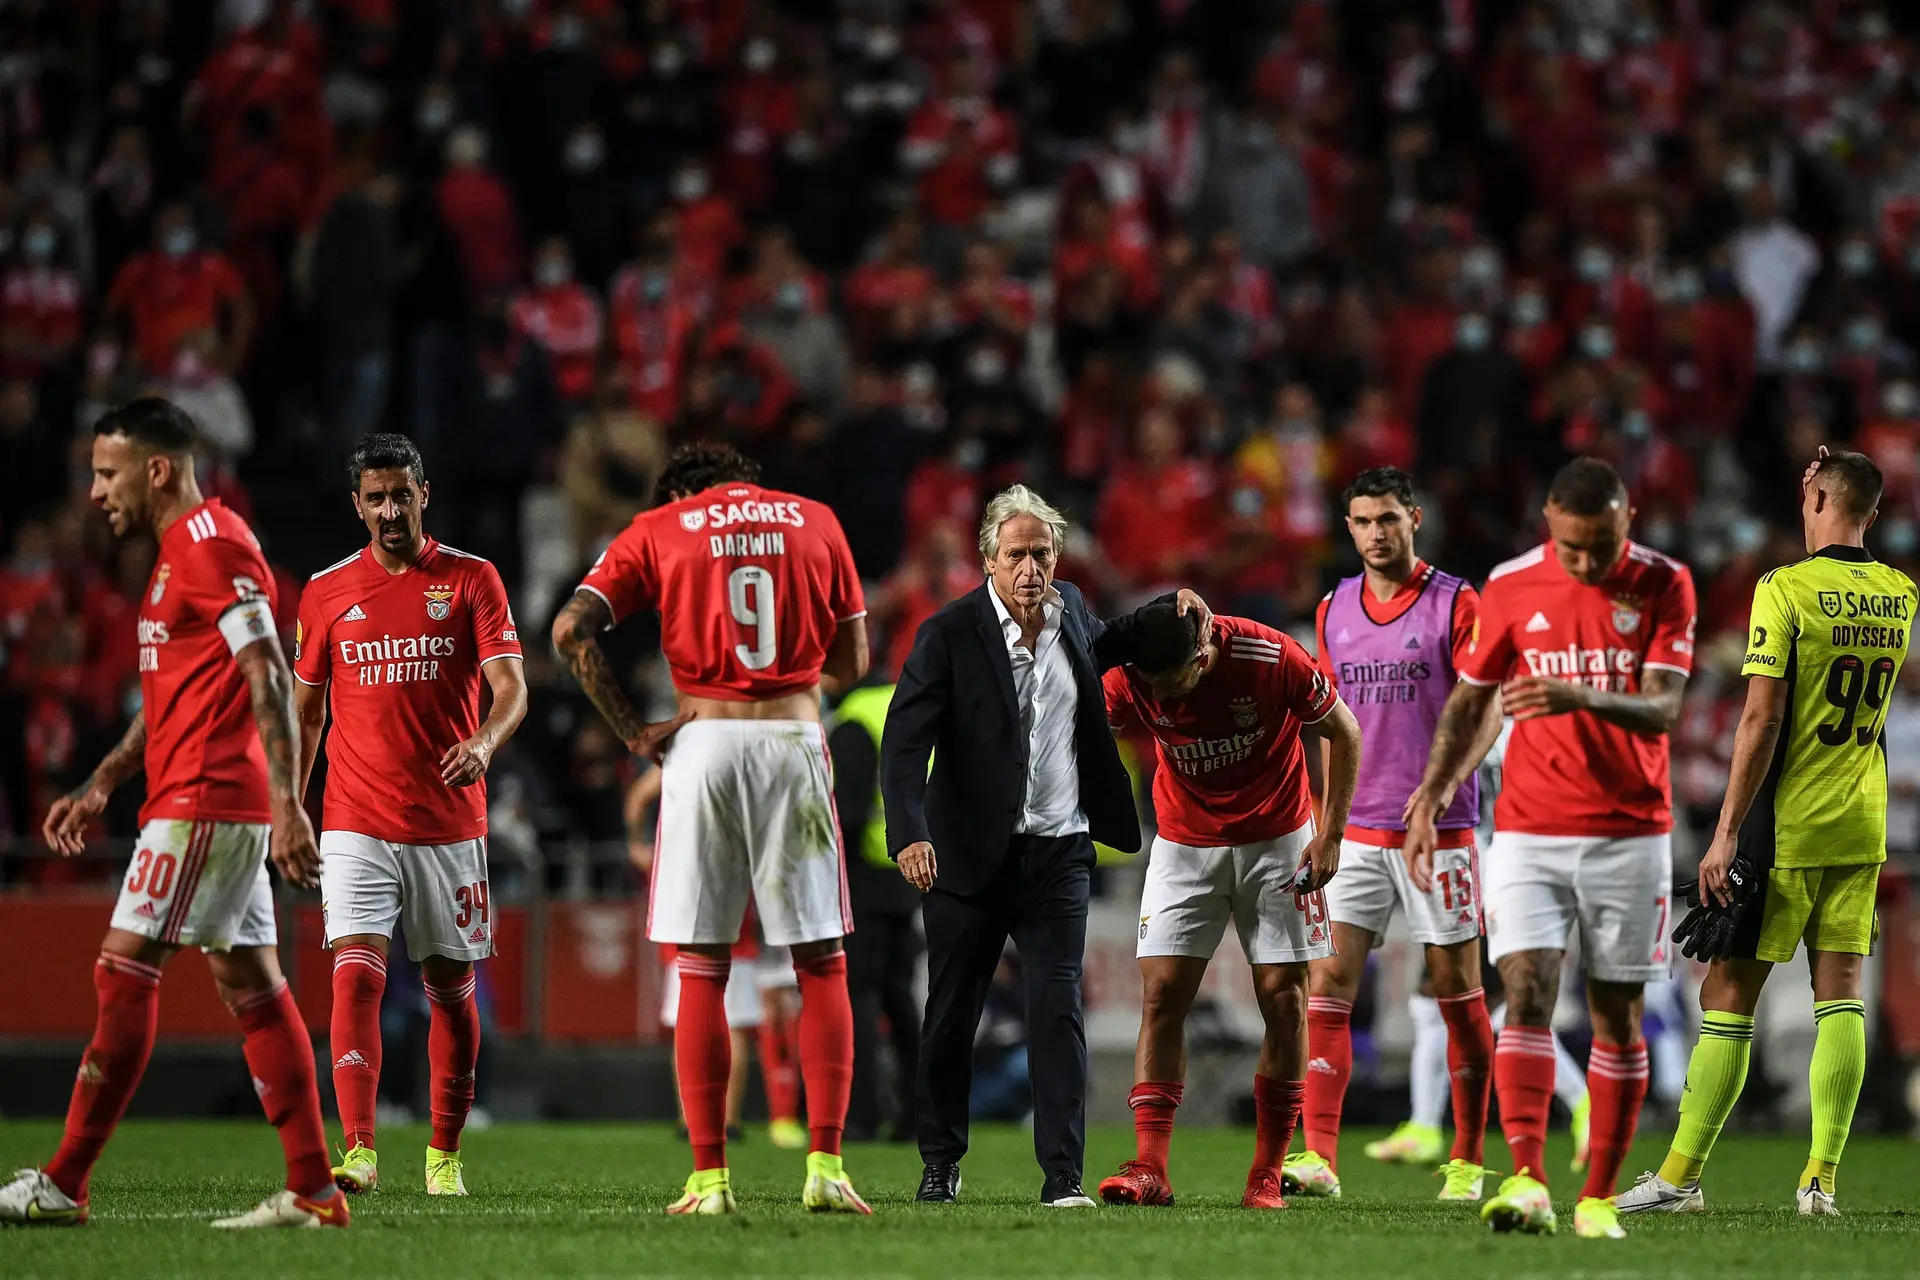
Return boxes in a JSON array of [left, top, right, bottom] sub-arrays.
[[552, 442, 872, 1216], [1405, 457, 1697, 1240], [291, 434, 527, 1198], [1, 398, 347, 1230], [1095, 602, 1362, 1210]]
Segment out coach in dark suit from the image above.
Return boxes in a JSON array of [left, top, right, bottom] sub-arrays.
[[881, 484, 1206, 1207]]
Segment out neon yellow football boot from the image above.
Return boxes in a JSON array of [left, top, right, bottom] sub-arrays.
[[1481, 1172, 1556, 1234], [1573, 1195, 1625, 1239], [332, 1145, 379, 1194], [424, 1147, 467, 1196], [667, 1167, 736, 1216], [1436, 1158, 1487, 1202], [1569, 1093, 1592, 1173], [1365, 1121, 1446, 1165], [1280, 1150, 1342, 1198], [769, 1118, 809, 1150], [802, 1151, 873, 1214]]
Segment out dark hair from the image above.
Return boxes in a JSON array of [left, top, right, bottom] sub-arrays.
[[1342, 466, 1417, 511], [93, 396, 198, 455], [347, 432, 427, 491], [654, 442, 760, 506], [1132, 602, 1204, 675], [1813, 450, 1884, 522], [1546, 456, 1628, 516]]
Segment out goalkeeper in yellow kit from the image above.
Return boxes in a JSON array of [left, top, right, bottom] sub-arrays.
[[1618, 449, 1916, 1218]]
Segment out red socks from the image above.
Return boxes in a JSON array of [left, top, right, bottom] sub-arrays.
[[230, 981, 334, 1198], [1128, 1081, 1183, 1175], [1252, 1074, 1305, 1174], [329, 944, 385, 1151], [1437, 987, 1495, 1164], [1580, 1038, 1649, 1200], [425, 971, 481, 1154], [794, 951, 854, 1156], [45, 954, 163, 1202], [675, 953, 733, 1170], [758, 1014, 801, 1124], [1494, 1024, 1557, 1182], [1303, 995, 1352, 1168]]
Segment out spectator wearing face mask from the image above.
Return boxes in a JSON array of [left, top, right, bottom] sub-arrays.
[[305, 124, 400, 444], [512, 237, 604, 407], [0, 215, 83, 387], [1729, 178, 1821, 368], [740, 272, 851, 411], [99, 203, 254, 378], [666, 159, 743, 285], [1417, 309, 1527, 479], [556, 122, 625, 291], [437, 125, 524, 301], [717, 35, 797, 214]]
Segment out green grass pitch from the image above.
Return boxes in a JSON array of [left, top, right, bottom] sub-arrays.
[[3, 1120, 1917, 1277]]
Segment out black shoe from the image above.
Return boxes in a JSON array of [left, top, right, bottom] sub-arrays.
[[917, 1163, 962, 1203], [725, 1124, 745, 1143], [1041, 1175, 1095, 1208]]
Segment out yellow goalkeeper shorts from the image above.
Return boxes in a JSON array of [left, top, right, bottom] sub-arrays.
[[1752, 863, 1880, 962]]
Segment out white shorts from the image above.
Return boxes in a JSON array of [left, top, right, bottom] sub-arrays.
[[1324, 838, 1483, 947], [1483, 831, 1673, 982], [110, 819, 276, 951], [1137, 824, 1334, 965], [320, 830, 494, 962], [649, 720, 851, 948], [659, 954, 769, 1029]]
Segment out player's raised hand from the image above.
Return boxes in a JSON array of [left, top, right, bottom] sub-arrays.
[[271, 800, 322, 889], [439, 735, 494, 787], [628, 711, 696, 764], [1174, 589, 1213, 643], [1800, 444, 1829, 494], [43, 781, 109, 856], [1298, 830, 1341, 892], [1500, 675, 1587, 720], [898, 841, 937, 892]]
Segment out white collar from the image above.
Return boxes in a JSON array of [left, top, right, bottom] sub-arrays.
[[987, 578, 1062, 641]]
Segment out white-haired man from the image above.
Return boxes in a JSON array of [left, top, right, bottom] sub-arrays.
[[882, 484, 1211, 1207]]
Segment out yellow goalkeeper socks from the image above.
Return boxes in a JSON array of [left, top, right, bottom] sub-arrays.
[[1805, 1000, 1867, 1193], [1660, 1010, 1754, 1187]]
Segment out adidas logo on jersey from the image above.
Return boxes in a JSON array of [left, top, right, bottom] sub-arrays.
[[1404, 633, 1422, 649], [342, 604, 367, 622], [1524, 611, 1552, 633], [1336, 628, 1352, 643], [468, 926, 488, 944], [1153, 714, 1173, 727]]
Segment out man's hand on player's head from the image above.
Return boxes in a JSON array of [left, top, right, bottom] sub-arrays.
[[439, 736, 494, 787], [43, 781, 110, 856], [270, 799, 322, 889], [627, 711, 696, 764], [1500, 675, 1588, 720], [1298, 831, 1341, 892], [898, 841, 937, 892], [1174, 589, 1213, 644]]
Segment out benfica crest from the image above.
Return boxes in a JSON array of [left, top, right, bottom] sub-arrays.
[[424, 584, 455, 621], [1229, 695, 1259, 728], [150, 563, 171, 604], [1610, 597, 1642, 634], [680, 507, 707, 532]]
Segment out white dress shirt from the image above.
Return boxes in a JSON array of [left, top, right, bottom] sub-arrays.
[[987, 581, 1088, 837]]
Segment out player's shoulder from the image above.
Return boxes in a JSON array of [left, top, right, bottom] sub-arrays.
[[1483, 543, 1551, 589], [1624, 540, 1695, 587], [1217, 615, 1299, 664], [426, 540, 501, 581], [304, 548, 365, 595], [179, 501, 268, 570]]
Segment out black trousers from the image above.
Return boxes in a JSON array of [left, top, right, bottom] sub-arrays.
[[916, 832, 1092, 1183], [846, 908, 924, 1139]]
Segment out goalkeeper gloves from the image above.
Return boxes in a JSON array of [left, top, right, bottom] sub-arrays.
[[1670, 852, 1761, 962]]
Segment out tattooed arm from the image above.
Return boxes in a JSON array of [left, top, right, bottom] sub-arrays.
[[1401, 680, 1502, 891], [43, 710, 147, 855], [551, 589, 692, 762], [235, 635, 323, 887], [1501, 667, 1689, 735]]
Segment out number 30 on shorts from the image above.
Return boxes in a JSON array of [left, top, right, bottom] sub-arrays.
[[125, 848, 178, 899], [453, 881, 490, 929]]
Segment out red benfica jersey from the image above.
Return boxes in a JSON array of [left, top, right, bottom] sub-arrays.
[[578, 483, 865, 701], [1460, 541, 1696, 838], [138, 500, 277, 824], [1104, 616, 1338, 847], [294, 540, 522, 844]]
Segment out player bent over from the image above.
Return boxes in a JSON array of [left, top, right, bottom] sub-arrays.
[[292, 434, 527, 1196], [1289, 468, 1500, 1203], [1406, 457, 1697, 1240], [1, 398, 346, 1229], [1619, 450, 1914, 1219], [554, 443, 872, 1215], [1096, 604, 1361, 1209]]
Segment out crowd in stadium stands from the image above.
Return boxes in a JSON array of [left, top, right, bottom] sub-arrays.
[[3, 0, 1920, 875]]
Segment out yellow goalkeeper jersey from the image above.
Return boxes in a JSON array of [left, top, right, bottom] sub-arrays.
[[1740, 544, 1917, 868]]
